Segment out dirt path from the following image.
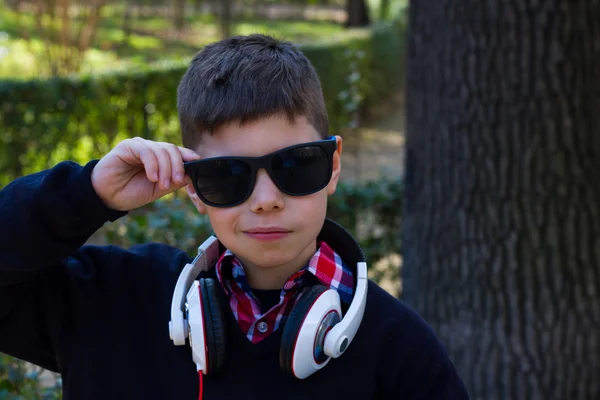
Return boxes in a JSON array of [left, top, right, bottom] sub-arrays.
[[340, 92, 406, 183], [339, 91, 406, 296]]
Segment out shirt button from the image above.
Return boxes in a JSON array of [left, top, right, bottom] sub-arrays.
[[257, 321, 268, 333]]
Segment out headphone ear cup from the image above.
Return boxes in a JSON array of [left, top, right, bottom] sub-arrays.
[[199, 278, 227, 374], [279, 285, 333, 376]]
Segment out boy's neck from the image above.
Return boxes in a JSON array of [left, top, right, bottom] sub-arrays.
[[236, 240, 318, 290]]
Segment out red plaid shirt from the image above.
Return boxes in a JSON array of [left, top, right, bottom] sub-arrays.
[[215, 241, 354, 343]]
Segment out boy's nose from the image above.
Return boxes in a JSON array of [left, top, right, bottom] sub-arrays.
[[249, 169, 284, 212]]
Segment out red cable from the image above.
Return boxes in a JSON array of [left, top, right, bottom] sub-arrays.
[[198, 370, 203, 400]]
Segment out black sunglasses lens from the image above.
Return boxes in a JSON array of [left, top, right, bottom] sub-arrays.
[[194, 159, 252, 206], [271, 145, 331, 194]]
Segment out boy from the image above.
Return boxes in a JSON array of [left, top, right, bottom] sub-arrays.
[[0, 34, 469, 399]]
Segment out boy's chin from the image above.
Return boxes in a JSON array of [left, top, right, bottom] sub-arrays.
[[242, 249, 296, 269], [228, 232, 317, 269]]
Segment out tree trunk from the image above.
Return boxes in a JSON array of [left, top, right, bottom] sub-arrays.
[[345, 0, 369, 27], [219, 0, 233, 39], [173, 0, 186, 32], [194, 0, 203, 15], [121, 0, 136, 48], [58, 0, 70, 48], [77, 0, 108, 53], [5, 0, 21, 11], [402, 1, 600, 399]]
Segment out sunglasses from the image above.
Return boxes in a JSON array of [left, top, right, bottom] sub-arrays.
[[184, 136, 337, 207]]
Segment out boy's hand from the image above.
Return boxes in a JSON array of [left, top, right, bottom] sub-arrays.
[[91, 137, 201, 211]]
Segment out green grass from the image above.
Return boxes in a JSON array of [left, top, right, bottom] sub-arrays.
[[0, 6, 344, 79], [235, 19, 342, 43]]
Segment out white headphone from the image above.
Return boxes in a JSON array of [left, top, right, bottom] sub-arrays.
[[169, 235, 368, 379]]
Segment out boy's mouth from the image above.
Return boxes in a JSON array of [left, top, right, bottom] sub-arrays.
[[243, 227, 292, 242]]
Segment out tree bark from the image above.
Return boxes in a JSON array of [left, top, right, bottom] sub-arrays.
[[402, 1, 600, 399], [345, 0, 369, 27]]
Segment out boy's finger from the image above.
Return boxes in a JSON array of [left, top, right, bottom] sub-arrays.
[[178, 146, 202, 162], [162, 143, 186, 184], [131, 142, 159, 182], [153, 144, 173, 190]]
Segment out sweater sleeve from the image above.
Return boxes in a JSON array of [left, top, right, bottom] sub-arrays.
[[376, 300, 471, 399], [0, 159, 127, 284], [0, 160, 128, 370]]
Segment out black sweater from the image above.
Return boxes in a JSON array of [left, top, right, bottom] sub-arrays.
[[0, 160, 470, 399]]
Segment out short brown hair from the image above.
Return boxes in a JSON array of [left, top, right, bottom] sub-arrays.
[[177, 34, 329, 150]]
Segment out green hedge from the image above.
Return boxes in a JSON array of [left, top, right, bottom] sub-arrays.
[[0, 21, 405, 187]]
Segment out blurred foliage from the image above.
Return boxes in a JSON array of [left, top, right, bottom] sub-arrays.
[[366, 0, 407, 22], [0, 20, 405, 188], [0, 5, 344, 78], [0, 354, 61, 400]]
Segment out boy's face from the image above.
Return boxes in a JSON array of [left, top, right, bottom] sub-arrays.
[[185, 114, 343, 287]]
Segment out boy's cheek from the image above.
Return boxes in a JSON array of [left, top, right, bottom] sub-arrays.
[[205, 207, 242, 245], [203, 193, 327, 247]]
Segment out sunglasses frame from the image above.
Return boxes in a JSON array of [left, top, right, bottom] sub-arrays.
[[184, 136, 338, 208]]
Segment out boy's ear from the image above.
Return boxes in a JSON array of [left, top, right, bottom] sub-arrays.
[[327, 135, 343, 196], [185, 184, 208, 214]]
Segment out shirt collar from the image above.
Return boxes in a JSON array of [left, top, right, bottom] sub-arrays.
[[215, 241, 354, 303]]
